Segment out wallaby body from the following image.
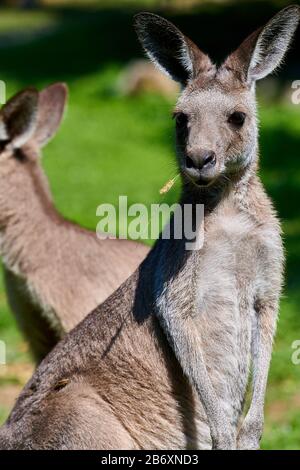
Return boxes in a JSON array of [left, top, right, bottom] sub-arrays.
[[0, 272, 209, 449], [1, 6, 298, 449], [0, 84, 149, 362], [0, 177, 281, 450]]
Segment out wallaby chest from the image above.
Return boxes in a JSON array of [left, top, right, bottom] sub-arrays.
[[193, 207, 262, 422]]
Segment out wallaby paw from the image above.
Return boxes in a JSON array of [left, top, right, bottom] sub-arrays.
[[237, 435, 260, 450], [237, 420, 262, 450], [212, 431, 237, 450]]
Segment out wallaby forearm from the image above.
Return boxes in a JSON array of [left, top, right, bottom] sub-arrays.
[[154, 245, 236, 449], [237, 299, 279, 449]]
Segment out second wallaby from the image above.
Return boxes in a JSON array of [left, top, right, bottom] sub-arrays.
[[0, 5, 298, 450], [0, 84, 149, 362]]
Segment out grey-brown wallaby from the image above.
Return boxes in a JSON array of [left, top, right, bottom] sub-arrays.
[[0, 84, 148, 362], [0, 5, 298, 450]]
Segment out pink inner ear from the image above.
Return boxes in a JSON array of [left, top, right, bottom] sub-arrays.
[[34, 83, 67, 148]]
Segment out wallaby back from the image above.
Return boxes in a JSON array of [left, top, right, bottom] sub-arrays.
[[0, 84, 149, 362]]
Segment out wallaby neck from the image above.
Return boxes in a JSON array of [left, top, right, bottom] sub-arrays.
[[0, 158, 62, 275], [180, 164, 258, 215]]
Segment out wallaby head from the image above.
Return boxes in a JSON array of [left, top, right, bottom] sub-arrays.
[[0, 83, 67, 217], [135, 6, 300, 190]]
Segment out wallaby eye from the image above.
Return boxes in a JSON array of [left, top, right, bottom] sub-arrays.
[[228, 111, 246, 128], [174, 112, 188, 129], [0, 140, 9, 153]]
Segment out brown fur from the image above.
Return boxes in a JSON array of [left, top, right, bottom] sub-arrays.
[[0, 85, 149, 362], [0, 6, 298, 450]]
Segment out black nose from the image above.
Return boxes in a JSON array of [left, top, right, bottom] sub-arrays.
[[186, 150, 216, 171]]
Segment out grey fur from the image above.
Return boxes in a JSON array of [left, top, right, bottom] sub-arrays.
[[0, 6, 297, 449], [0, 84, 149, 362]]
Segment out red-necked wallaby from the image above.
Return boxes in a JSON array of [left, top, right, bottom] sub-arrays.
[[0, 84, 149, 362], [0, 5, 298, 450]]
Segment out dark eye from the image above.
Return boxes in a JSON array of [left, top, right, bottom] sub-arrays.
[[0, 140, 9, 153], [228, 111, 246, 128], [174, 112, 188, 129]]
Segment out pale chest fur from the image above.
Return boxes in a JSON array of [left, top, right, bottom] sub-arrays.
[[194, 204, 281, 425]]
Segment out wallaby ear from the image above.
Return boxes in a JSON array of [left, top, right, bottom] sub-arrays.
[[224, 5, 300, 84], [0, 88, 38, 148], [134, 12, 213, 86], [34, 82, 68, 148]]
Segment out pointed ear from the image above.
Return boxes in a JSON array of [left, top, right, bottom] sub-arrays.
[[134, 12, 213, 86], [224, 5, 300, 84], [34, 83, 68, 148], [0, 88, 38, 148]]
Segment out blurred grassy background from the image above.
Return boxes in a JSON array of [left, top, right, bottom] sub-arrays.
[[0, 0, 299, 449]]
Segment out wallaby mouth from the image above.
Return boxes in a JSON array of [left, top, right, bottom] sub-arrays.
[[182, 168, 217, 189]]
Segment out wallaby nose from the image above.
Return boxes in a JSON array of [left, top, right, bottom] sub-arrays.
[[186, 149, 216, 171]]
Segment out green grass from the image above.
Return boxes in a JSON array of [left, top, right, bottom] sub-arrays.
[[0, 273, 30, 364], [0, 5, 299, 449], [43, 75, 178, 230], [0, 10, 58, 33]]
